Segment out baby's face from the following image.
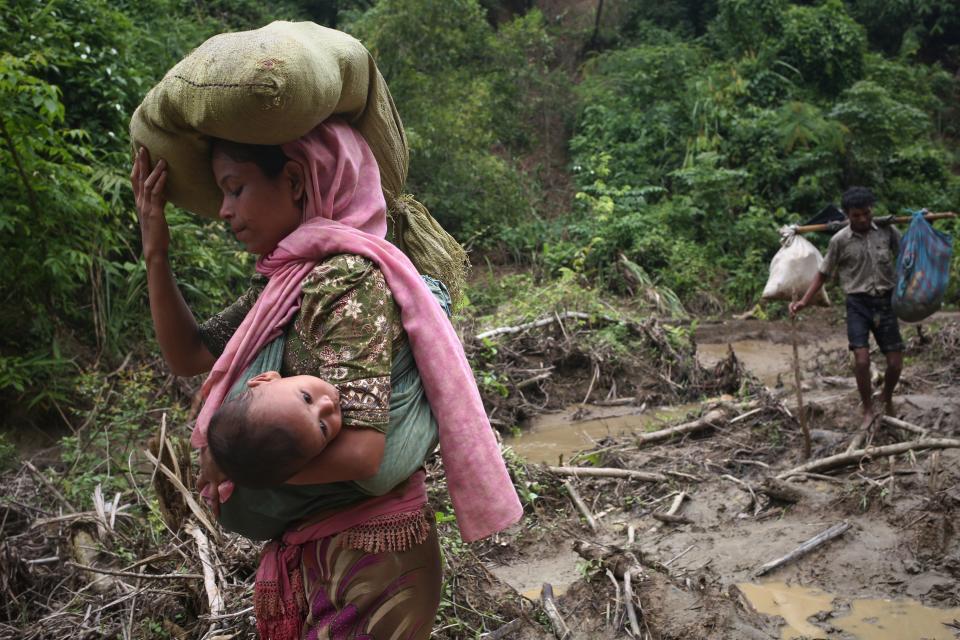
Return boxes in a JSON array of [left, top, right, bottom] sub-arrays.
[[246, 372, 343, 458]]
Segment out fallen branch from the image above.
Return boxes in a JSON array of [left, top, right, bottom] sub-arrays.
[[777, 438, 960, 479], [653, 491, 690, 525], [476, 311, 593, 341], [480, 618, 523, 640], [754, 522, 851, 577], [540, 583, 571, 640], [563, 480, 598, 532], [23, 461, 75, 513], [881, 415, 926, 437], [549, 466, 667, 483], [759, 478, 807, 504], [635, 409, 726, 447]]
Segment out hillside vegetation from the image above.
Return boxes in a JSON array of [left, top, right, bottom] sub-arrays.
[[1, 0, 958, 441]]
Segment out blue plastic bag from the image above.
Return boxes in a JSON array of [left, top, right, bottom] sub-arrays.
[[892, 210, 953, 322]]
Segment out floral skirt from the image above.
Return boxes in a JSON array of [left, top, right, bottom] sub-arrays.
[[297, 517, 442, 639]]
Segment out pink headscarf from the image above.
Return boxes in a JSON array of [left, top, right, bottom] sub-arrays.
[[193, 118, 522, 543]]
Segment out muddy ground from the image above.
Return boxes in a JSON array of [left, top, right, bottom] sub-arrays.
[[2, 313, 959, 639], [466, 313, 960, 640]]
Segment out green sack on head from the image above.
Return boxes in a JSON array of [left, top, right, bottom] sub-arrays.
[[129, 20, 407, 219]]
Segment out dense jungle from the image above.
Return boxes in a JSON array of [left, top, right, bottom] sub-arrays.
[[2, 1, 960, 638]]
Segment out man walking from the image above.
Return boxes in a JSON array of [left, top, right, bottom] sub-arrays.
[[790, 187, 903, 428]]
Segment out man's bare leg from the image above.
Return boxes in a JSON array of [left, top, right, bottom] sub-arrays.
[[852, 347, 875, 428], [880, 350, 903, 417]]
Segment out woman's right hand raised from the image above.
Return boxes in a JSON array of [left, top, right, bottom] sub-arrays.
[[131, 147, 170, 261]]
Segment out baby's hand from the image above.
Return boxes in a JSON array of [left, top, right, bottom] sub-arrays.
[[197, 447, 233, 516]]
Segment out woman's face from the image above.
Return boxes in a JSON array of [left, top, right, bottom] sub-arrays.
[[212, 150, 305, 255]]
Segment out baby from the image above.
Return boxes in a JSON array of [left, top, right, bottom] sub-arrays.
[[207, 371, 343, 489]]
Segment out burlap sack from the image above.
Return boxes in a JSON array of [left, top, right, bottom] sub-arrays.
[[129, 21, 407, 219]]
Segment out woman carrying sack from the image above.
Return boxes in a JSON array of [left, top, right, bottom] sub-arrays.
[[130, 23, 521, 640]]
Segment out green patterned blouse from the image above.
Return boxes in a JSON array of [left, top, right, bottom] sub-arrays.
[[198, 253, 404, 433]]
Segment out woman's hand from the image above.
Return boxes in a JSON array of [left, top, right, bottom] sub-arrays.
[[131, 147, 170, 261]]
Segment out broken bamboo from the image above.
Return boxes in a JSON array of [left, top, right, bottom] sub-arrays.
[[777, 438, 960, 479], [549, 466, 667, 483], [754, 522, 851, 577]]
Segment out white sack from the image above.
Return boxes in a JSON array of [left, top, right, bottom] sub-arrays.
[[761, 229, 830, 306]]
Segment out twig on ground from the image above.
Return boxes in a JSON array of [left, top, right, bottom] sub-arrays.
[[754, 522, 852, 577], [540, 583, 571, 640], [777, 439, 960, 479], [623, 568, 642, 638], [605, 569, 622, 630], [881, 415, 926, 437], [66, 562, 204, 581], [653, 491, 690, 525], [549, 466, 667, 483], [480, 618, 524, 640], [635, 409, 727, 447], [23, 461, 75, 513], [563, 480, 599, 532], [476, 311, 593, 341]]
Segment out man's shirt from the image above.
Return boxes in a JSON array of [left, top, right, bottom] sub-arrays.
[[819, 222, 900, 296]]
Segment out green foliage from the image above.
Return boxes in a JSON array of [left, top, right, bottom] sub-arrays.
[[59, 365, 189, 506], [346, 0, 547, 238], [0, 0, 296, 418], [779, 1, 866, 95]]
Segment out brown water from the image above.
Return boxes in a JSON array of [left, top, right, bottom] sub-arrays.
[[697, 338, 846, 388], [738, 581, 960, 640], [505, 404, 698, 465]]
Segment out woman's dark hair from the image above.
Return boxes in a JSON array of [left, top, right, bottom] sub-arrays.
[[209, 138, 290, 178], [841, 186, 876, 213], [207, 390, 304, 489]]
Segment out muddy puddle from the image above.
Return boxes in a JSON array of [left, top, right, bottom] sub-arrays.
[[506, 403, 698, 465], [697, 337, 847, 388], [738, 581, 960, 640]]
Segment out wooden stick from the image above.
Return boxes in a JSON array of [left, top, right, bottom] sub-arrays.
[[143, 449, 219, 540], [653, 491, 690, 524], [635, 408, 727, 447], [186, 522, 224, 623], [66, 561, 203, 581], [881, 415, 926, 436], [540, 583, 572, 640], [760, 478, 807, 503], [790, 313, 811, 459], [480, 618, 523, 640], [652, 512, 692, 525], [623, 568, 642, 638], [23, 460, 75, 513], [563, 480, 599, 531], [777, 438, 960, 479], [754, 522, 851, 577], [794, 211, 957, 233], [477, 311, 592, 341], [605, 568, 622, 629], [549, 466, 667, 483]]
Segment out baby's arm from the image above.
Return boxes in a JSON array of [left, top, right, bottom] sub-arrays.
[[285, 427, 385, 484]]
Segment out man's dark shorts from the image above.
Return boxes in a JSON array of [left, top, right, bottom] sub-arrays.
[[845, 292, 904, 353]]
